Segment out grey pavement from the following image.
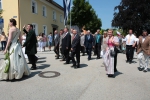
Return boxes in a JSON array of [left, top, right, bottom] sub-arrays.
[[0, 48, 150, 100]]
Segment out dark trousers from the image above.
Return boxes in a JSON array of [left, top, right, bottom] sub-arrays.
[[71, 51, 80, 65], [60, 48, 65, 60], [54, 44, 59, 57], [27, 54, 36, 67], [1, 41, 6, 50], [86, 48, 92, 59], [114, 51, 118, 71], [93, 47, 97, 55], [126, 45, 134, 61], [64, 49, 70, 63], [80, 46, 85, 55], [95, 43, 101, 58]]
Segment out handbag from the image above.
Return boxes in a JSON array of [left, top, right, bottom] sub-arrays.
[[110, 49, 116, 57]]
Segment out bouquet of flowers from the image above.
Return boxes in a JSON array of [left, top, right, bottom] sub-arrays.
[[4, 49, 14, 73]]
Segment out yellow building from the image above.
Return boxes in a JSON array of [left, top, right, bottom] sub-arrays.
[[2, 0, 64, 35]]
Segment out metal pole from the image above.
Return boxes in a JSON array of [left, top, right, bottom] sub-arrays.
[[70, 5, 71, 33]]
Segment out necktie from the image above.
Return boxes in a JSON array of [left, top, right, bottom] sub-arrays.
[[128, 35, 131, 44], [72, 35, 75, 40], [88, 35, 90, 40]]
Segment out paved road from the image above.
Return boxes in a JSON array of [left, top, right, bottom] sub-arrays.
[[0, 49, 150, 100]]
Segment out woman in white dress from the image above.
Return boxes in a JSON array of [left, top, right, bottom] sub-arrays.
[[22, 33, 28, 58], [103, 29, 119, 77], [0, 18, 30, 80]]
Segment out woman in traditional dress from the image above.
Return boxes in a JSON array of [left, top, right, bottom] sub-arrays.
[[103, 29, 119, 77], [0, 18, 30, 80]]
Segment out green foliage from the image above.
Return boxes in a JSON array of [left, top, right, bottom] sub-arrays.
[[68, 0, 102, 33], [112, 0, 150, 36], [0, 9, 3, 18]]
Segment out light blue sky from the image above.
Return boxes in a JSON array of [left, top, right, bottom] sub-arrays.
[[55, 0, 121, 29]]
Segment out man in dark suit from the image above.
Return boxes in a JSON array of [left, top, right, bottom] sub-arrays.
[[94, 29, 103, 59], [54, 30, 60, 59], [84, 30, 94, 60], [71, 29, 80, 68], [62, 27, 71, 64], [23, 24, 37, 70]]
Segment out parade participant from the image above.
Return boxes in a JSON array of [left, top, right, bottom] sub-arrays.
[[0, 19, 30, 80], [137, 30, 150, 72], [104, 29, 119, 77]]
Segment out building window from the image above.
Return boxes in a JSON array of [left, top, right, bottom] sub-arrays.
[[43, 25, 47, 35], [32, 23, 38, 35], [0, 0, 2, 9], [53, 11, 56, 20], [60, 15, 63, 23], [31, 0, 37, 13], [42, 6, 47, 17]]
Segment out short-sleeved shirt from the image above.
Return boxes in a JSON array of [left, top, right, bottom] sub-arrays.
[[48, 35, 52, 43], [125, 34, 136, 45]]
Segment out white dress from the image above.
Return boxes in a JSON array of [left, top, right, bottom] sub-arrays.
[[0, 29, 31, 80]]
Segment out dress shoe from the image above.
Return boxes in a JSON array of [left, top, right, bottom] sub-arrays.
[[108, 74, 114, 77], [64, 62, 69, 65], [126, 60, 129, 63], [71, 64, 76, 68], [143, 70, 148, 73], [77, 64, 80, 68], [88, 58, 91, 61], [30, 67, 37, 70], [60, 59, 65, 61], [56, 57, 59, 59], [129, 61, 132, 64], [97, 57, 100, 59], [139, 67, 144, 71]]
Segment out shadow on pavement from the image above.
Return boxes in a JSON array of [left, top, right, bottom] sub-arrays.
[[8, 71, 42, 82], [79, 64, 88, 68], [132, 61, 137, 63], [114, 71, 123, 78], [38, 64, 50, 69], [37, 60, 46, 63], [38, 57, 47, 60]]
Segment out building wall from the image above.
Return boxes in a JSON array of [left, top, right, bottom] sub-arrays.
[[2, 0, 19, 34], [2, 0, 64, 36], [19, 0, 64, 35]]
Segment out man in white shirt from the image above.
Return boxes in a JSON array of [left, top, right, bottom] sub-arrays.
[[125, 29, 136, 64]]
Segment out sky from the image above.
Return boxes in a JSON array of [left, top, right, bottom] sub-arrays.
[[55, 0, 121, 29]]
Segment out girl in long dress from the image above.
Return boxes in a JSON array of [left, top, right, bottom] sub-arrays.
[[42, 33, 47, 52], [103, 29, 119, 77], [0, 18, 30, 80], [37, 33, 44, 52], [22, 33, 28, 58]]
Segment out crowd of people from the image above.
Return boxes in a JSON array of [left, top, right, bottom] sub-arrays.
[[0, 18, 149, 81]]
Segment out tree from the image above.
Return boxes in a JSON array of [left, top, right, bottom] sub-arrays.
[[68, 0, 102, 33], [112, 0, 150, 36], [0, 9, 3, 18], [85, 8, 102, 33]]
